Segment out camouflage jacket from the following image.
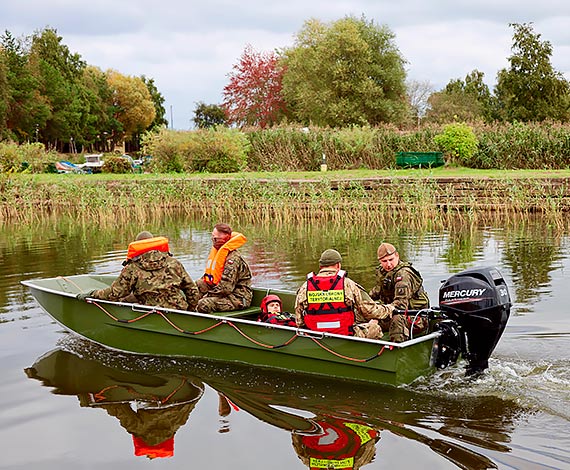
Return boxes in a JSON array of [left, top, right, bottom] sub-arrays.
[[294, 267, 393, 328], [369, 261, 430, 310], [102, 402, 198, 446], [92, 250, 200, 310], [198, 250, 253, 304]]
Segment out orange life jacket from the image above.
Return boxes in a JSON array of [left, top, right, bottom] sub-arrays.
[[203, 232, 247, 286], [304, 270, 355, 335], [132, 435, 174, 459], [126, 236, 170, 260]]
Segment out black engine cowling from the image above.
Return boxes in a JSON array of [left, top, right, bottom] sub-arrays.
[[438, 266, 511, 375]]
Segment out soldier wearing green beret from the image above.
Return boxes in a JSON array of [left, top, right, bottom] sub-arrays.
[[370, 242, 430, 342]]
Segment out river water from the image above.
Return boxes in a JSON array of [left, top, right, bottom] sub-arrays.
[[1, 213, 569, 469]]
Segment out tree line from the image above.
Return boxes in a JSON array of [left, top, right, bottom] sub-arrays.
[[0, 28, 167, 152], [2, 18, 568, 156], [196, 19, 570, 129]]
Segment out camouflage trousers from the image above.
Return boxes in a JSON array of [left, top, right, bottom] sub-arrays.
[[381, 314, 428, 343], [353, 321, 384, 340], [196, 296, 243, 314]]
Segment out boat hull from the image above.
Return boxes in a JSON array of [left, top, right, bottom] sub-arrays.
[[22, 275, 440, 386]]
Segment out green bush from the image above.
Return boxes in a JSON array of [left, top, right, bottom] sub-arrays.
[[188, 128, 249, 173], [140, 129, 187, 172], [102, 156, 133, 173], [434, 123, 478, 165], [0, 141, 59, 173], [246, 124, 445, 171], [141, 128, 249, 173], [6, 121, 570, 173]]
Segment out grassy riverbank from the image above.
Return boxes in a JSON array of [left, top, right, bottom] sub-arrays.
[[3, 167, 570, 227]]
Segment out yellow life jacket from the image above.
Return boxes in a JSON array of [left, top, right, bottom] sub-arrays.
[[126, 236, 170, 260], [203, 232, 246, 285]]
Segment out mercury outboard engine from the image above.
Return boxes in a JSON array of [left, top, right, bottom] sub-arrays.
[[438, 266, 511, 375]]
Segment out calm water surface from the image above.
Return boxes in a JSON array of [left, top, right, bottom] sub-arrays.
[[1, 214, 570, 469]]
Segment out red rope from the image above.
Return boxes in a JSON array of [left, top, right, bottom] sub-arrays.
[[225, 320, 299, 349], [160, 378, 189, 404], [309, 337, 387, 362], [84, 299, 391, 362], [89, 300, 152, 323], [153, 310, 224, 334], [93, 384, 160, 403]]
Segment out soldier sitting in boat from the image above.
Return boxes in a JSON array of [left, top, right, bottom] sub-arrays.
[[258, 294, 296, 327], [76, 231, 200, 311], [369, 242, 430, 342], [195, 223, 253, 314], [294, 249, 394, 339]]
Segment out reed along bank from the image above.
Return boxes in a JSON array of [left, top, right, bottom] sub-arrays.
[[3, 170, 570, 228]]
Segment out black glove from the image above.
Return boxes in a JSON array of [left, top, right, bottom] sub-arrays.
[[76, 289, 97, 301]]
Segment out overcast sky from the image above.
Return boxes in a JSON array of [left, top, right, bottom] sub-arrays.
[[3, 1, 570, 129]]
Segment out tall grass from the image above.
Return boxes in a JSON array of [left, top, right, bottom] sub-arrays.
[[245, 125, 442, 171], [141, 122, 570, 172], [5, 122, 570, 175], [470, 121, 570, 169], [2, 174, 569, 229]]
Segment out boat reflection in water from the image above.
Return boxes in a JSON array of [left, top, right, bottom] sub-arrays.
[[25, 348, 204, 460], [25, 342, 526, 468]]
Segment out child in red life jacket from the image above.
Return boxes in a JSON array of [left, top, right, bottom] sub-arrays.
[[258, 294, 296, 327]]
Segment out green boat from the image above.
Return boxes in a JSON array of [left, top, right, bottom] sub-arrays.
[[21, 266, 511, 386]]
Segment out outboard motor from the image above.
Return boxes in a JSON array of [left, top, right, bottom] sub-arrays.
[[438, 266, 511, 375]]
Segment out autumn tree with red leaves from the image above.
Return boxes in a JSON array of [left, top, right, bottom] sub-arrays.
[[222, 45, 287, 128]]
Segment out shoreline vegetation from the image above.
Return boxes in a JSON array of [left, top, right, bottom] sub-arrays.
[[3, 168, 570, 229], [3, 123, 570, 229]]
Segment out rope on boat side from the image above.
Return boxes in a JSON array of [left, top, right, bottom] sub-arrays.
[[155, 310, 299, 349], [89, 300, 153, 323], [87, 301, 391, 361], [308, 337, 388, 362], [154, 310, 224, 335], [225, 320, 299, 349]]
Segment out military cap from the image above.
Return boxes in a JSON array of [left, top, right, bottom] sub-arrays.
[[377, 242, 397, 260], [136, 231, 154, 241], [319, 249, 342, 266]]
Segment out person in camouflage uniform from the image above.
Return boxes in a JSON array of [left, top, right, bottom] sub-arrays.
[[369, 242, 430, 342], [195, 223, 253, 313], [77, 231, 199, 311], [103, 402, 197, 458], [295, 249, 394, 339]]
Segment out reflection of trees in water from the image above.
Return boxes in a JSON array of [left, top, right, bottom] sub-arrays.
[[6, 210, 570, 311], [501, 235, 565, 306], [438, 225, 486, 269]]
